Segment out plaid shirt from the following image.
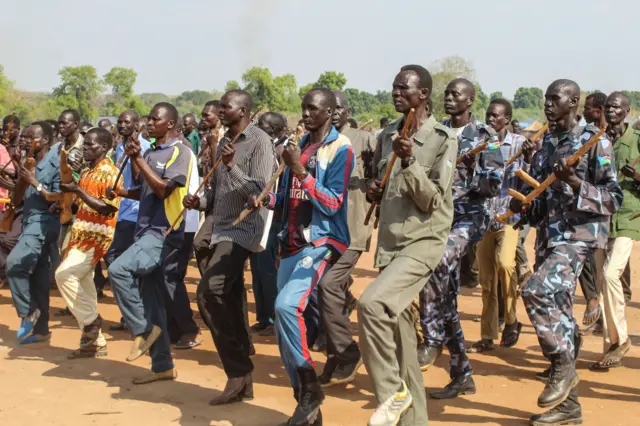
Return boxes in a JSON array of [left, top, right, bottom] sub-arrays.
[[489, 131, 526, 229]]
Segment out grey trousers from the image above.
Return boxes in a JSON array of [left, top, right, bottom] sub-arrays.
[[358, 255, 430, 426]]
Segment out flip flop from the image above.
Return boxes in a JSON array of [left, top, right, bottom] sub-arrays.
[[469, 340, 495, 353], [501, 322, 523, 348], [175, 336, 204, 350], [582, 305, 601, 326], [590, 340, 632, 371]]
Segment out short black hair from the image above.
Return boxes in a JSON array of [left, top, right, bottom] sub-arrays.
[[183, 113, 197, 122], [32, 120, 54, 144], [120, 110, 140, 121], [380, 117, 389, 127], [225, 90, 254, 112], [80, 121, 93, 128], [98, 118, 112, 127], [86, 127, 113, 150], [448, 78, 476, 98], [489, 98, 513, 120], [607, 91, 631, 108], [204, 100, 222, 109], [60, 109, 81, 122], [261, 112, 286, 130], [306, 88, 337, 111], [511, 119, 520, 125], [348, 118, 358, 128], [400, 64, 433, 93], [586, 92, 607, 109], [2, 115, 20, 128], [46, 119, 59, 134], [550, 79, 580, 99], [153, 102, 179, 122]]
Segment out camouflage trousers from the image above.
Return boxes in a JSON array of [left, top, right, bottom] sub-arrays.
[[419, 213, 489, 378], [522, 244, 590, 358]]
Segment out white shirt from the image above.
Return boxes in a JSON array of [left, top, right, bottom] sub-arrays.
[[185, 149, 200, 233]]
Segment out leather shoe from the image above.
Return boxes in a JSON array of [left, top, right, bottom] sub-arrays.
[[209, 374, 254, 405], [430, 375, 476, 399]]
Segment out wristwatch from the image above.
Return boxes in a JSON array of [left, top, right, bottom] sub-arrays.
[[36, 182, 43, 192], [401, 156, 416, 169]]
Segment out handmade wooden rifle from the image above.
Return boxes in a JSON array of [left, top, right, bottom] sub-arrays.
[[364, 108, 415, 227], [505, 123, 549, 167], [496, 127, 607, 223]]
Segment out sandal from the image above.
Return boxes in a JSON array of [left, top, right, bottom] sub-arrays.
[[469, 339, 495, 353], [175, 333, 204, 350], [590, 340, 632, 371], [500, 322, 523, 348], [582, 304, 601, 326]]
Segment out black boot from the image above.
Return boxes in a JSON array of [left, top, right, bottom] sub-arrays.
[[281, 409, 323, 426], [538, 353, 579, 408], [289, 368, 324, 425], [536, 332, 582, 383], [418, 344, 442, 371], [429, 375, 476, 399], [530, 390, 582, 425], [318, 356, 338, 387]]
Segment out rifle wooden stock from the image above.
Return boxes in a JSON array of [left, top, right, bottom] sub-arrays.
[[496, 127, 607, 223], [364, 108, 415, 227], [507, 188, 526, 202], [359, 119, 373, 130], [505, 123, 549, 167], [165, 109, 261, 236], [59, 148, 74, 224], [456, 141, 488, 165], [232, 161, 286, 226], [515, 169, 540, 189]]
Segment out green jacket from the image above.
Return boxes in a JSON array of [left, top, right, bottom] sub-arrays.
[[373, 115, 458, 270], [611, 124, 640, 240]]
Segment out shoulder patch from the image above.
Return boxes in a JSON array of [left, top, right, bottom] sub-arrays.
[[434, 122, 456, 139]]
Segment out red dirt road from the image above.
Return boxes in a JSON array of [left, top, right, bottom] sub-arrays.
[[0, 234, 639, 425]]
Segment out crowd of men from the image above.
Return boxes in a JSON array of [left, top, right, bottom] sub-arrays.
[[0, 63, 638, 426]]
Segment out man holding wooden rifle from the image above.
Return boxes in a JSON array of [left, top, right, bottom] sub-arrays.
[[7, 121, 62, 344], [511, 80, 622, 425], [360, 65, 456, 426], [183, 90, 275, 406], [418, 79, 505, 400]]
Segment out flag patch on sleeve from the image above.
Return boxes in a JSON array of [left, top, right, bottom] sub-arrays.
[[447, 160, 453, 168], [597, 156, 611, 166]]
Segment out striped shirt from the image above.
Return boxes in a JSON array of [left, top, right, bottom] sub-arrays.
[[204, 123, 276, 252], [488, 131, 527, 229]]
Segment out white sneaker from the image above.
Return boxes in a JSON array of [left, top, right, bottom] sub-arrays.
[[368, 380, 413, 426]]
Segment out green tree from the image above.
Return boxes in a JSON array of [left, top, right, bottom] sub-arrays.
[[315, 71, 347, 91], [103, 67, 147, 116], [272, 74, 300, 112], [176, 90, 212, 106], [242, 67, 277, 111], [52, 65, 103, 121], [472, 84, 489, 119], [490, 91, 504, 101], [513, 87, 544, 109], [298, 83, 314, 100], [225, 80, 240, 92]]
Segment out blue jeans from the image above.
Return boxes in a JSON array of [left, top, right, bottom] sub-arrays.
[[249, 221, 280, 326], [108, 234, 173, 373], [276, 245, 334, 389], [7, 221, 60, 335]]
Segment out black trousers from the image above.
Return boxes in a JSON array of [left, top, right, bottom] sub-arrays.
[[164, 232, 199, 342], [318, 249, 361, 362], [197, 241, 253, 378], [579, 252, 598, 302]]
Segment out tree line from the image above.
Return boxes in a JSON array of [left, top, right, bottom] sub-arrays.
[[2, 56, 639, 127]]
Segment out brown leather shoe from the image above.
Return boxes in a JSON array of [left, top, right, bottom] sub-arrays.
[[209, 374, 254, 405], [132, 368, 177, 385]]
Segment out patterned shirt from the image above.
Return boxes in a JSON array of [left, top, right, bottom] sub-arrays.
[[488, 131, 527, 229], [0, 144, 15, 211], [526, 124, 622, 249], [68, 158, 121, 263]]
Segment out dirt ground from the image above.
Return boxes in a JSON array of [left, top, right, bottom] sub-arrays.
[[1, 233, 639, 426]]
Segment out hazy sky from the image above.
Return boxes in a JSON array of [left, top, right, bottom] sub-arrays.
[[2, 0, 637, 98]]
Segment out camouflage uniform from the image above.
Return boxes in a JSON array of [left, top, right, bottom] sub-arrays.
[[419, 118, 504, 379], [521, 124, 622, 360]]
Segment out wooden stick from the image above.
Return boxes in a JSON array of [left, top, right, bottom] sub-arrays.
[[359, 119, 373, 130], [496, 127, 607, 223], [507, 188, 526, 202], [505, 123, 549, 167], [165, 109, 261, 235], [456, 140, 489, 165], [232, 161, 286, 226], [364, 108, 415, 226], [515, 169, 540, 189]]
